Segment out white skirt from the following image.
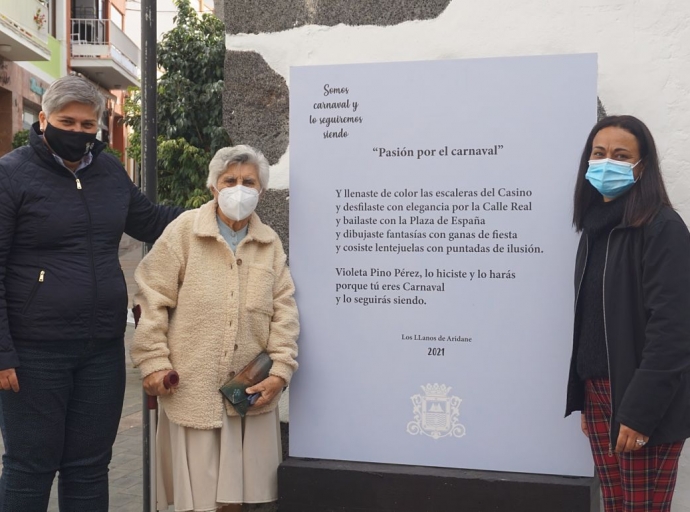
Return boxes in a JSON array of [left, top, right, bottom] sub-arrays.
[[156, 407, 282, 512]]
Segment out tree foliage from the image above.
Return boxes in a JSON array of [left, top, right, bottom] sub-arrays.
[[124, 0, 229, 207], [103, 145, 123, 161], [12, 129, 29, 149]]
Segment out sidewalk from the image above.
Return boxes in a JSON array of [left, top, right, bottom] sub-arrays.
[[100, 236, 148, 511], [104, 324, 148, 512]]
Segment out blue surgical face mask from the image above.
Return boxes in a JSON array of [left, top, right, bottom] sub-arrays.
[[585, 158, 641, 199]]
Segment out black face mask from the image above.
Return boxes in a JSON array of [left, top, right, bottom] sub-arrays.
[[43, 123, 98, 163]]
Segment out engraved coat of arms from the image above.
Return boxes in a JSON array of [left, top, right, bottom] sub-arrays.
[[407, 383, 466, 439]]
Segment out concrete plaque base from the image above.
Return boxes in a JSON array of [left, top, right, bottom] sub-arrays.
[[279, 458, 599, 512]]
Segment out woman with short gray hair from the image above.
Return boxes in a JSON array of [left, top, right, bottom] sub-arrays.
[[0, 75, 182, 510], [132, 145, 299, 512], [206, 145, 270, 192], [42, 73, 106, 120]]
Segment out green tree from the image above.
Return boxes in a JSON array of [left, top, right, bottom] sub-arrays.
[[103, 145, 123, 161], [11, 129, 30, 149], [124, 0, 229, 208]]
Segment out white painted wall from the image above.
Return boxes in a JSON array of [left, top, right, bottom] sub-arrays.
[[226, 0, 690, 210], [227, 0, 690, 508]]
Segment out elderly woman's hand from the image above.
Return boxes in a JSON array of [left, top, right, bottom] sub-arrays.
[[246, 376, 285, 408], [143, 370, 176, 396]]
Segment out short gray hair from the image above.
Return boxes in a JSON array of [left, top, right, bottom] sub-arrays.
[[207, 145, 270, 191], [42, 75, 105, 120]]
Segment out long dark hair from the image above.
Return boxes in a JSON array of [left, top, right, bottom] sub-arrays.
[[573, 115, 671, 231]]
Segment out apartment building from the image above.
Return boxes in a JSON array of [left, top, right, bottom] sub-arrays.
[[70, 0, 140, 168], [124, 0, 214, 46]]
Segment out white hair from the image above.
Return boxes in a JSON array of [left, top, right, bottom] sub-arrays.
[[42, 75, 105, 120], [207, 145, 270, 191]]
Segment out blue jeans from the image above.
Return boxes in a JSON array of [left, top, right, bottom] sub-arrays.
[[0, 338, 125, 512]]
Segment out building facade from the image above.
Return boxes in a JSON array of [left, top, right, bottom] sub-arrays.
[[0, 0, 58, 155]]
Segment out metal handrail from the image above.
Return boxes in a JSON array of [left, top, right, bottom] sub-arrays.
[[70, 18, 106, 45]]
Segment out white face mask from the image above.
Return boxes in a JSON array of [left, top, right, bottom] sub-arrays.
[[217, 185, 260, 221]]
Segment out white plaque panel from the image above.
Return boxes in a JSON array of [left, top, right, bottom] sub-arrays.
[[289, 54, 597, 476]]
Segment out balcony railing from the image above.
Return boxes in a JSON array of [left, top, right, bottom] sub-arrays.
[[70, 19, 140, 80], [0, 0, 49, 47]]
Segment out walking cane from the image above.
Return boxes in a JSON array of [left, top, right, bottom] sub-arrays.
[[133, 305, 179, 512]]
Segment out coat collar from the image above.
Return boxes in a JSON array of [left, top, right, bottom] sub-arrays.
[[193, 200, 275, 244]]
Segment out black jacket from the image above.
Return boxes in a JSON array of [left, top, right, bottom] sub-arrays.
[[566, 206, 690, 447], [0, 124, 182, 369]]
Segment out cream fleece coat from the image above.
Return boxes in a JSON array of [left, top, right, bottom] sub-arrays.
[[130, 200, 299, 429]]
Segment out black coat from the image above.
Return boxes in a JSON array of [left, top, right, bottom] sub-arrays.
[[566, 206, 690, 447], [0, 124, 182, 369]]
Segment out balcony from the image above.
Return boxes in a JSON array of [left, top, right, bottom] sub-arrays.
[[0, 0, 51, 61], [70, 19, 140, 90]]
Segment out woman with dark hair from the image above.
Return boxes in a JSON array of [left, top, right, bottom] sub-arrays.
[[566, 115, 690, 512]]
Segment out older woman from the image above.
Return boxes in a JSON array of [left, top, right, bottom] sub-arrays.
[[567, 115, 690, 512], [0, 75, 181, 510], [131, 145, 299, 512]]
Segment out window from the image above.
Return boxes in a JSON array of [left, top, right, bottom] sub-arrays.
[[73, 0, 94, 18], [23, 108, 39, 131], [72, 0, 106, 19]]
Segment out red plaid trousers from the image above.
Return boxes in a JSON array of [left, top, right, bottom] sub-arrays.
[[585, 378, 685, 512]]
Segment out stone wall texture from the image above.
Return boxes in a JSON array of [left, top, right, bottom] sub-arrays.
[[223, 51, 290, 165], [256, 189, 290, 257], [225, 0, 452, 35]]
